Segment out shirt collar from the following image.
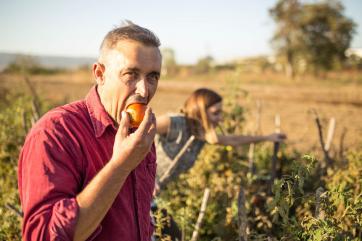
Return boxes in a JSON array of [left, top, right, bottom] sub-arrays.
[[85, 85, 116, 138]]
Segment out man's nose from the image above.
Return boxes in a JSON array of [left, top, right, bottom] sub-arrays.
[[135, 78, 148, 98]]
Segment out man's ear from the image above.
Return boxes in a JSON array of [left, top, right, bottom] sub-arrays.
[[93, 62, 105, 85]]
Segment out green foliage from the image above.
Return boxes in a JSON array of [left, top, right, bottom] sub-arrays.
[[270, 0, 356, 77], [0, 90, 34, 240], [0, 87, 59, 239], [346, 52, 362, 70], [0, 77, 361, 240], [161, 48, 179, 77], [300, 2, 356, 73], [159, 131, 362, 240], [2, 55, 64, 75], [194, 56, 215, 75], [157, 76, 362, 240]]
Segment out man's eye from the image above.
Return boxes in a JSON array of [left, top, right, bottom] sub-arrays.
[[121, 72, 138, 84], [125, 72, 137, 77], [147, 74, 159, 84]]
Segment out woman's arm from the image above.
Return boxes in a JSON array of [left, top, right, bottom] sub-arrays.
[[156, 115, 171, 135], [215, 133, 286, 146]]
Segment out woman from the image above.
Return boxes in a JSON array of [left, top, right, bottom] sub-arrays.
[[155, 88, 286, 190], [151, 88, 286, 240]]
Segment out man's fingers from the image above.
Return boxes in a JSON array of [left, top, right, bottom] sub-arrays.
[[117, 111, 130, 139], [135, 107, 154, 137], [146, 111, 157, 141], [147, 116, 157, 137]]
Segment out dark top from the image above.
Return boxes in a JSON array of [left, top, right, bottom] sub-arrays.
[[156, 115, 205, 188]]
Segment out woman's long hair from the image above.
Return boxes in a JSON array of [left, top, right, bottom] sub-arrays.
[[181, 88, 222, 139]]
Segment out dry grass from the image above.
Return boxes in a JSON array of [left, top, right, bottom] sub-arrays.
[[153, 77, 362, 157], [1, 71, 361, 157]]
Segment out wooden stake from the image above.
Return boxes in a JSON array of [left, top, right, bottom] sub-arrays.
[[311, 109, 333, 168], [31, 99, 40, 122], [190, 188, 210, 241], [5, 203, 23, 217], [269, 114, 281, 193], [339, 127, 347, 162], [159, 135, 195, 188], [237, 187, 248, 241], [315, 187, 325, 219], [21, 109, 28, 135], [248, 100, 261, 174], [324, 118, 336, 152]]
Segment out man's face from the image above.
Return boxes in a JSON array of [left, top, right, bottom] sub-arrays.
[[96, 40, 162, 123]]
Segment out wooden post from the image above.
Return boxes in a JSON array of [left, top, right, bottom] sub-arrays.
[[338, 127, 347, 162], [21, 109, 28, 135], [5, 203, 23, 217], [159, 135, 195, 188], [247, 144, 255, 174], [324, 118, 336, 152], [315, 187, 325, 219], [311, 109, 333, 168], [269, 114, 280, 193], [31, 99, 40, 122], [237, 187, 248, 241], [248, 100, 261, 174], [182, 208, 185, 241], [190, 188, 210, 241]]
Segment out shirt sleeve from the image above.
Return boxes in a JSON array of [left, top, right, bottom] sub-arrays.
[[18, 128, 83, 241], [165, 116, 185, 142]]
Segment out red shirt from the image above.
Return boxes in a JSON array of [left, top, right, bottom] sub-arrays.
[[18, 85, 156, 241]]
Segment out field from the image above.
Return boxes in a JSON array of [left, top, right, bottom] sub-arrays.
[[1, 71, 361, 156], [0, 70, 361, 240]]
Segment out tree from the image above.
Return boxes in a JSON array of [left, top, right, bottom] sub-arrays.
[[161, 48, 178, 76], [270, 0, 302, 78], [2, 55, 63, 75], [3, 55, 40, 74], [299, 1, 356, 74], [194, 55, 214, 74], [270, 0, 356, 77]]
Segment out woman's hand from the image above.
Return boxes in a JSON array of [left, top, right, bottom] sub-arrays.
[[205, 128, 219, 144]]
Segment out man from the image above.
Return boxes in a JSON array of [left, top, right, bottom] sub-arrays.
[[18, 22, 162, 241]]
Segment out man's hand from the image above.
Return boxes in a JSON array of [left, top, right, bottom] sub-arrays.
[[110, 107, 157, 172], [74, 108, 156, 241], [267, 133, 287, 143]]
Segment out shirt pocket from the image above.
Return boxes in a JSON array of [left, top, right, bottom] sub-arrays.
[[137, 159, 157, 200], [146, 162, 157, 181]]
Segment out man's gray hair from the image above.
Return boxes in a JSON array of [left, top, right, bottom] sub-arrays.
[[100, 20, 161, 54]]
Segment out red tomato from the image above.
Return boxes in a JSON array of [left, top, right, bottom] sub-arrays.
[[126, 103, 147, 127]]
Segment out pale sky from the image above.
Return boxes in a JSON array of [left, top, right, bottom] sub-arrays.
[[1, 0, 361, 64]]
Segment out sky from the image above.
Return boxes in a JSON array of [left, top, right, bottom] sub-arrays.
[[0, 0, 361, 64]]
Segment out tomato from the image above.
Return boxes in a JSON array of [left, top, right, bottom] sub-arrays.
[[125, 103, 147, 127]]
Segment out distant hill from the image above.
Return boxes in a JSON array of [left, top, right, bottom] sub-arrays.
[[0, 52, 96, 71]]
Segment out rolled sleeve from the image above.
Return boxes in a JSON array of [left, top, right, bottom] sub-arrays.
[[19, 128, 83, 241], [166, 116, 185, 141]]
